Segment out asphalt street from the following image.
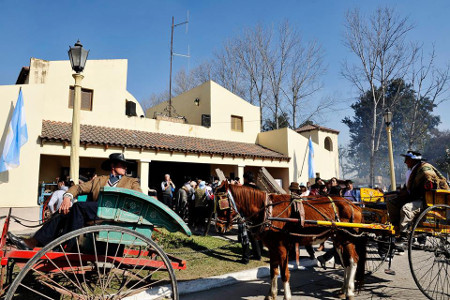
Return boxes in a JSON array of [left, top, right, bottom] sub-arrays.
[[181, 251, 427, 300]]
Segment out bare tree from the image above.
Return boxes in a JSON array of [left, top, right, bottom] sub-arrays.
[[262, 20, 297, 129], [282, 39, 326, 129], [212, 40, 245, 98], [173, 68, 194, 95], [234, 24, 271, 127], [342, 7, 416, 186], [141, 90, 168, 112], [407, 46, 450, 148]]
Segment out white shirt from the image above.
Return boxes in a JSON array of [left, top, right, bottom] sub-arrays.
[[48, 186, 69, 214]]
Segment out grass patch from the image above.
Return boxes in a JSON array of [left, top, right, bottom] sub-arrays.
[[152, 229, 269, 281]]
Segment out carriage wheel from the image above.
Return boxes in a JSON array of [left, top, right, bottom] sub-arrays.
[[365, 232, 392, 274], [408, 204, 450, 300], [5, 225, 178, 300]]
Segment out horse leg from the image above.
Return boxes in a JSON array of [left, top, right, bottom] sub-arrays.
[[279, 243, 291, 300], [344, 244, 358, 300], [335, 246, 347, 299], [265, 246, 279, 300]]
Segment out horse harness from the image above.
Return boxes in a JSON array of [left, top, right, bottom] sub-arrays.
[[215, 189, 348, 234]]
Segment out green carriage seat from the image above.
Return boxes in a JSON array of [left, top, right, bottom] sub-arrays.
[[96, 187, 191, 246]]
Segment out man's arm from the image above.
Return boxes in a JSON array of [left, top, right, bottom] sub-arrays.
[[60, 179, 96, 214], [130, 178, 142, 193]]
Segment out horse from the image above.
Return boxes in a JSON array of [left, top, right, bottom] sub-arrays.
[[214, 181, 366, 300]]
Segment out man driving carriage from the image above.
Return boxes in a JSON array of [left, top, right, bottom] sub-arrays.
[[386, 150, 449, 248], [8, 153, 142, 250]]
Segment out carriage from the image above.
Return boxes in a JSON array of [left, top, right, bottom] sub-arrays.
[[0, 187, 191, 299], [360, 188, 450, 300], [213, 179, 450, 300]]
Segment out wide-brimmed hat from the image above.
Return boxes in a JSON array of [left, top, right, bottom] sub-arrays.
[[101, 153, 134, 171], [401, 150, 425, 161], [289, 182, 300, 191]]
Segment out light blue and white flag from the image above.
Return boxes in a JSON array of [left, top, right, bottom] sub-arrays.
[[0, 89, 28, 172], [308, 136, 315, 179]]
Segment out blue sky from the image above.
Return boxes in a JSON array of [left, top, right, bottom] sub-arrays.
[[1, 1, 449, 145]]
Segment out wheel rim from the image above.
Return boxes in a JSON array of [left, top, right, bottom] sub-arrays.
[[409, 204, 450, 300], [365, 233, 392, 274], [6, 225, 178, 300]]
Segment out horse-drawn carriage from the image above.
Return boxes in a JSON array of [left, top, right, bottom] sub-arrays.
[[213, 179, 449, 300], [0, 187, 191, 299]]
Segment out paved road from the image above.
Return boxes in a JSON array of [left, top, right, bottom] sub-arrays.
[[182, 251, 427, 300]]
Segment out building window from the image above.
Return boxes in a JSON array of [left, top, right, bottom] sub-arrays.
[[69, 86, 93, 111], [324, 137, 333, 151], [231, 115, 243, 132]]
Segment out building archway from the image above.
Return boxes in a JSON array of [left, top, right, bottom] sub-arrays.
[[324, 137, 333, 151]]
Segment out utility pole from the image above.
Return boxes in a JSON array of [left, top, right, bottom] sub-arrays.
[[168, 13, 189, 117]]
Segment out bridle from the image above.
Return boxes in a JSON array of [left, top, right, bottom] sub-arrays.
[[214, 185, 243, 230]]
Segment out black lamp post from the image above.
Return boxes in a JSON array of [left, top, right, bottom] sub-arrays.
[[68, 40, 89, 73], [383, 108, 396, 191], [68, 40, 89, 183]]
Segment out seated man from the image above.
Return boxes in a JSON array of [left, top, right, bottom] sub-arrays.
[[387, 150, 449, 248], [8, 153, 141, 250], [47, 178, 69, 214]]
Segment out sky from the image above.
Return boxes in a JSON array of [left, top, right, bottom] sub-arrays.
[[1, 0, 449, 145]]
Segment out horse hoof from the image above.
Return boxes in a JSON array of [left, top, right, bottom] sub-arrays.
[[336, 293, 346, 299], [264, 296, 275, 300], [346, 296, 355, 300]]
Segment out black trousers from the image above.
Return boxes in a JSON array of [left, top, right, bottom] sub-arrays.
[[34, 202, 99, 246]]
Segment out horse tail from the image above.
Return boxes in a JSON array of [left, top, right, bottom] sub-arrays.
[[355, 235, 366, 290]]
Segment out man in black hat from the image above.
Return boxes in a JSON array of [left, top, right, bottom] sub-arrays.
[[8, 153, 142, 250], [387, 150, 449, 247]]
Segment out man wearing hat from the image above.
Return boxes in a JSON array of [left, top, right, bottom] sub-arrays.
[[387, 150, 449, 247], [8, 153, 142, 250]]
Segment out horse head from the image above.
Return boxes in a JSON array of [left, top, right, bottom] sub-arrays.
[[214, 180, 238, 234]]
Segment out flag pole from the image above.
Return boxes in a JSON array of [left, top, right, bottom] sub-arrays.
[[298, 135, 311, 179]]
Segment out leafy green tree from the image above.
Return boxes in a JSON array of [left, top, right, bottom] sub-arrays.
[[343, 79, 440, 182], [262, 112, 290, 131]]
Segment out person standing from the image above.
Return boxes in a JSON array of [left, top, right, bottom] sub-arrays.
[[161, 174, 175, 209]]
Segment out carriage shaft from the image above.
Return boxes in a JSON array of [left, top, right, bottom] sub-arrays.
[[268, 217, 395, 234]]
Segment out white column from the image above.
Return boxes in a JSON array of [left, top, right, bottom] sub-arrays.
[[69, 73, 84, 183], [139, 159, 151, 194], [238, 164, 245, 183]]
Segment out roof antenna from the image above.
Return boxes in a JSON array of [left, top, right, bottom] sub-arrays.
[[167, 11, 190, 117]]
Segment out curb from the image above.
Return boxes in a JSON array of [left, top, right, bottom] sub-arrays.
[[126, 258, 318, 299]]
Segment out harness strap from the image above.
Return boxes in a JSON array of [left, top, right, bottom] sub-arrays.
[[327, 196, 341, 222], [292, 198, 305, 227]]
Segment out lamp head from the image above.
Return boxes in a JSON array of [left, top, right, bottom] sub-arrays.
[[68, 40, 89, 73], [194, 98, 200, 106], [383, 108, 393, 126]]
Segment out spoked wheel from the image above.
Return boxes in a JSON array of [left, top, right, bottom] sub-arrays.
[[6, 225, 178, 300], [408, 204, 450, 300], [365, 232, 393, 275]]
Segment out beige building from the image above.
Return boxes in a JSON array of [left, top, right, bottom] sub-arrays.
[[0, 57, 339, 227]]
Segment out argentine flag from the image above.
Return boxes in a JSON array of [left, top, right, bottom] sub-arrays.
[[0, 89, 28, 172], [308, 136, 315, 179]]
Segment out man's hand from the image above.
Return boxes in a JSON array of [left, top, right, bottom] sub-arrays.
[[59, 197, 71, 215]]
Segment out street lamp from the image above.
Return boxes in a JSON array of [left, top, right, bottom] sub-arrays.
[[68, 40, 89, 184], [383, 108, 396, 191]]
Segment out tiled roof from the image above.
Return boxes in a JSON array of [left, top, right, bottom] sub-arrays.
[[295, 124, 339, 134], [40, 120, 290, 161]]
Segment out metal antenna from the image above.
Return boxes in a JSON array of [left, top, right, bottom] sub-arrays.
[[168, 13, 190, 117]]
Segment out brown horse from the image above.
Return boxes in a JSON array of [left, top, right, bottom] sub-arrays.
[[215, 181, 366, 300]]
